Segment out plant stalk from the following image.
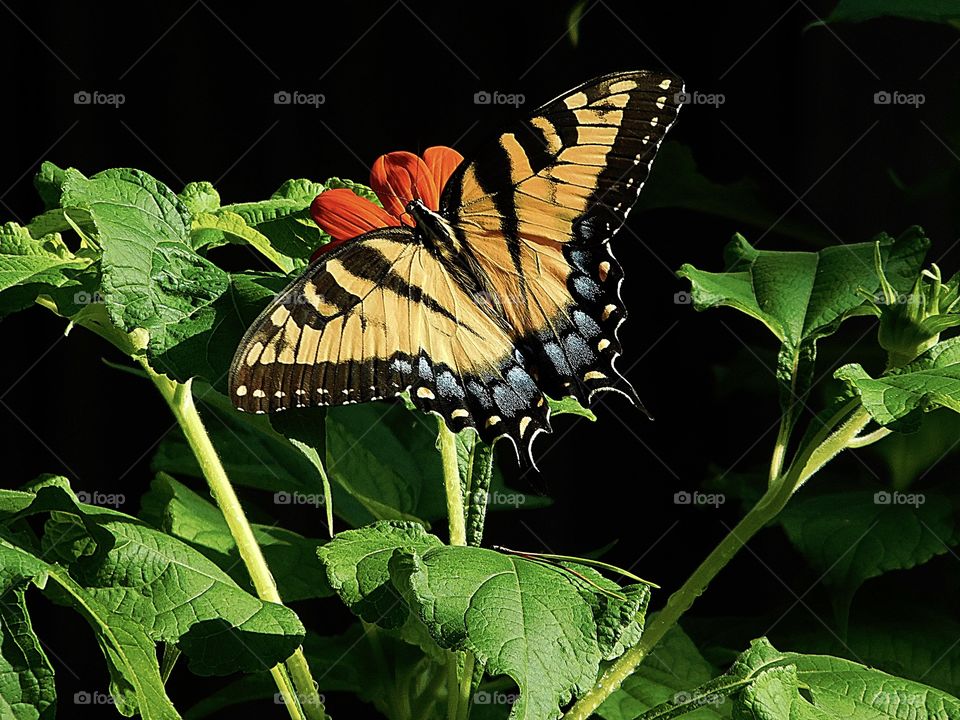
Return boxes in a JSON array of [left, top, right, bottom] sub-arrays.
[[561, 400, 876, 720], [143, 362, 326, 720], [437, 420, 476, 720]]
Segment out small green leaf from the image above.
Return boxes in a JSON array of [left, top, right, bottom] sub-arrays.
[[836, 336, 960, 430], [823, 0, 960, 23], [548, 395, 597, 421], [0, 222, 88, 316], [178, 181, 221, 216], [33, 161, 71, 210], [272, 179, 326, 202], [0, 587, 56, 720], [317, 520, 442, 629], [323, 177, 380, 206]]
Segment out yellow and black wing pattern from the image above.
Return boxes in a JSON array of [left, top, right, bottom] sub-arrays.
[[229, 70, 682, 460], [229, 226, 550, 447], [440, 70, 684, 411]]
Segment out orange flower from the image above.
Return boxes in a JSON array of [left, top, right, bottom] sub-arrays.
[[309, 146, 464, 260]]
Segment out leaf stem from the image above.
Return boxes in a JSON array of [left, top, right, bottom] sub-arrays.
[[142, 362, 326, 720], [561, 399, 871, 720], [437, 420, 476, 720]]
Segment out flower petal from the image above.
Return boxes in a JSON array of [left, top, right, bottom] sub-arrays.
[[370, 151, 439, 220], [310, 188, 399, 243], [423, 146, 464, 197]]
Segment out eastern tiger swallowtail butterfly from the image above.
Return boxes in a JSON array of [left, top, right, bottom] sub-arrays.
[[229, 70, 684, 462]]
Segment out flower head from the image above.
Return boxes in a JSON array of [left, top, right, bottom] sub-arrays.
[[869, 243, 960, 368], [310, 146, 463, 259]]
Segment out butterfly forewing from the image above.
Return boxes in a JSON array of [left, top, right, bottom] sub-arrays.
[[228, 226, 551, 451], [441, 70, 682, 409]]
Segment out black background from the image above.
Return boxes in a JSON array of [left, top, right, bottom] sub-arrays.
[[3, 1, 960, 716]]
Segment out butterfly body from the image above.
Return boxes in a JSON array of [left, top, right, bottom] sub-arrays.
[[230, 70, 684, 461]]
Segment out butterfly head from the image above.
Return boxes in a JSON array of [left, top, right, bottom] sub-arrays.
[[406, 197, 462, 254]]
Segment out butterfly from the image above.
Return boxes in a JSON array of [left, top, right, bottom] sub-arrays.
[[229, 70, 684, 461]]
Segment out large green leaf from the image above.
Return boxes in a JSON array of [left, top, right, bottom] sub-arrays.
[[780, 489, 959, 617], [0, 537, 180, 719], [388, 532, 650, 720], [18, 481, 304, 676], [139, 473, 331, 602], [730, 638, 960, 719], [598, 623, 726, 720], [677, 228, 929, 412], [59, 167, 230, 364], [836, 336, 960, 430], [191, 210, 295, 272]]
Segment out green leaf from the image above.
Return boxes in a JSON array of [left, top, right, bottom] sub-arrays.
[[823, 0, 960, 23], [728, 638, 960, 720], [33, 161, 71, 210], [0, 587, 56, 720], [0, 222, 89, 316], [548, 395, 597, 421], [836, 336, 960, 430], [678, 228, 929, 412], [599, 623, 725, 720], [871, 409, 960, 488], [638, 143, 821, 243], [317, 520, 443, 629], [191, 210, 295, 272], [178, 181, 220, 216], [139, 473, 332, 602], [221, 198, 321, 262], [389, 538, 649, 720], [22, 482, 305, 676], [60, 167, 230, 364], [779, 489, 958, 615], [272, 179, 326, 202], [149, 271, 285, 386], [323, 177, 380, 206], [0, 538, 180, 719]]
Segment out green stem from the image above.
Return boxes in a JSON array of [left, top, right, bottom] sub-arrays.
[[438, 421, 467, 546], [847, 426, 891, 448], [143, 362, 326, 720], [561, 401, 872, 720], [466, 442, 494, 547], [437, 420, 475, 720], [768, 415, 792, 485]]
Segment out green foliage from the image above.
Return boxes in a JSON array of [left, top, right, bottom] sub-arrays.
[[823, 0, 960, 23]]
